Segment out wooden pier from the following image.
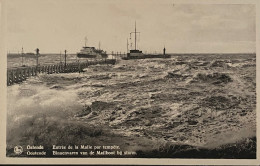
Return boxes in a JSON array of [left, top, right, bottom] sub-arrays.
[[7, 59, 116, 86]]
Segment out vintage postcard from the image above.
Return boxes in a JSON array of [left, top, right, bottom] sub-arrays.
[[0, 0, 259, 165]]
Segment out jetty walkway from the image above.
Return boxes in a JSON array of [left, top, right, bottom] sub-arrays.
[[7, 59, 116, 86]]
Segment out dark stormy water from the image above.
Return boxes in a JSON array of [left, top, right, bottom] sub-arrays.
[[6, 53, 256, 158]]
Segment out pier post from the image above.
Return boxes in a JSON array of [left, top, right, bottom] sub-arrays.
[[35, 48, 39, 75], [163, 47, 166, 58], [18, 69, 22, 82], [27, 68, 30, 77], [55, 65, 57, 73], [31, 67, 34, 76], [36, 48, 39, 66], [21, 69, 24, 81], [11, 71, 14, 85], [78, 62, 81, 73], [64, 50, 67, 68], [13, 70, 17, 83], [21, 47, 24, 67]]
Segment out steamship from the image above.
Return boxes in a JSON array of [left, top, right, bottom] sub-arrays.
[[77, 39, 107, 59]]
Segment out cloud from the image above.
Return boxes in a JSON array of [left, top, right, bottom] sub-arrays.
[[5, 1, 256, 53]]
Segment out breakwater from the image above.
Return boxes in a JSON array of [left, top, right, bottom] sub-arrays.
[[7, 59, 116, 86], [122, 54, 171, 60]]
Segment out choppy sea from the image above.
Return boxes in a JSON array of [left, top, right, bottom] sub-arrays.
[[6, 53, 256, 158]]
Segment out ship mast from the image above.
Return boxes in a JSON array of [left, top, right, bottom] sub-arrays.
[[130, 21, 140, 50], [135, 21, 137, 50], [127, 38, 129, 53]]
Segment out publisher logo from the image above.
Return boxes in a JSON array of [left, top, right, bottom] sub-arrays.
[[14, 146, 23, 155]]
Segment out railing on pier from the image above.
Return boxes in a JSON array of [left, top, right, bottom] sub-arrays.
[[7, 59, 116, 86]]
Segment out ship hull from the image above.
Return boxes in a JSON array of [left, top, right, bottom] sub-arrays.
[[122, 54, 171, 60], [77, 53, 108, 59]]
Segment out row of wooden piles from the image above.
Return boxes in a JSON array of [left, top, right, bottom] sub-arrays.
[[7, 59, 116, 86]]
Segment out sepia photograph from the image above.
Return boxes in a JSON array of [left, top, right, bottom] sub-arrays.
[[0, 0, 259, 164]]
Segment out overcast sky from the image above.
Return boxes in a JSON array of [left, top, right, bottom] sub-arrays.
[[5, 0, 256, 53]]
